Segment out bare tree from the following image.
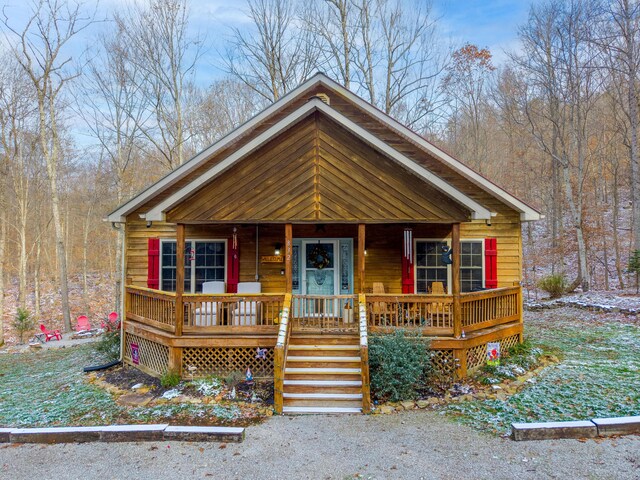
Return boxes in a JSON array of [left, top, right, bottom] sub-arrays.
[[185, 78, 266, 150], [592, 0, 640, 251], [302, 0, 357, 88], [354, 0, 449, 130], [2, 0, 94, 331], [444, 43, 496, 171], [78, 22, 147, 315], [116, 0, 202, 170], [508, 0, 601, 292], [226, 0, 317, 102]]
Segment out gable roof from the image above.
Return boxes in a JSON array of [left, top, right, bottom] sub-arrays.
[[107, 72, 541, 223]]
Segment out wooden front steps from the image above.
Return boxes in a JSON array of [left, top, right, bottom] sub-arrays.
[[282, 335, 363, 414]]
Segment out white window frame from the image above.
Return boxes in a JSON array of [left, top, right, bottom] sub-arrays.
[[414, 238, 485, 294], [159, 238, 228, 293]]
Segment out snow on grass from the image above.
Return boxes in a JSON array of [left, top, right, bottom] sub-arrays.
[[0, 346, 121, 427], [0, 345, 251, 427], [446, 307, 640, 435]]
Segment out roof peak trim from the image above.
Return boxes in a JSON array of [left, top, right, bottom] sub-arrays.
[[144, 98, 492, 222]]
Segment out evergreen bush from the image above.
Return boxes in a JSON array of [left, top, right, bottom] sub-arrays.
[[537, 274, 567, 299], [95, 331, 120, 361], [13, 308, 35, 344], [160, 369, 181, 388], [368, 330, 431, 402]]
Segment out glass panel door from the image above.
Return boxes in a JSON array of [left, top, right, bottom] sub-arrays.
[[302, 241, 339, 316]]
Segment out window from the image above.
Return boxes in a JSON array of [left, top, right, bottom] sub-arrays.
[[415, 241, 448, 293], [460, 241, 483, 292], [161, 240, 225, 293], [415, 240, 484, 294]]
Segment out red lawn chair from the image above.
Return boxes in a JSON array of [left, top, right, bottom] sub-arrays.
[[101, 312, 120, 332], [40, 324, 62, 342], [76, 315, 91, 332]]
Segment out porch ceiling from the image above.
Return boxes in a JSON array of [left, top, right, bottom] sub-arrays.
[[164, 109, 475, 224]]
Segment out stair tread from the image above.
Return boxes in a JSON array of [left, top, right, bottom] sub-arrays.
[[283, 406, 362, 414], [288, 345, 359, 350], [287, 356, 361, 362], [285, 367, 361, 374], [283, 380, 362, 386], [283, 393, 362, 399]]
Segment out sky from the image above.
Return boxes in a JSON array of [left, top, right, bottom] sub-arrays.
[[1, 0, 538, 84]]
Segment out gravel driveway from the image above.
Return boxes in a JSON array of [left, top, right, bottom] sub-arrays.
[[1, 411, 638, 480]]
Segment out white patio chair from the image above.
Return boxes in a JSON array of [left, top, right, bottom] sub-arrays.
[[232, 282, 262, 326], [193, 281, 226, 326]]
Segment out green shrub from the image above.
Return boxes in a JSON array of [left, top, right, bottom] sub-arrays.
[[160, 369, 181, 388], [13, 308, 35, 344], [537, 274, 567, 299], [224, 370, 245, 389], [95, 331, 120, 361], [369, 330, 431, 402]]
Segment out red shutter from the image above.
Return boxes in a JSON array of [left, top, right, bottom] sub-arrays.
[[227, 229, 240, 293], [147, 238, 160, 289], [485, 238, 498, 289], [402, 228, 414, 293]]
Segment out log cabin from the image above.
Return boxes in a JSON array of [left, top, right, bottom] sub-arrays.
[[107, 72, 541, 414]]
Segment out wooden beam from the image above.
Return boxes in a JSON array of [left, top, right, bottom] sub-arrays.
[[358, 224, 366, 293], [175, 223, 185, 336], [451, 223, 461, 338], [285, 223, 293, 293]]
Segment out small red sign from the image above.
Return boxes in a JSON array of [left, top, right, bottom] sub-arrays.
[[131, 343, 140, 365]]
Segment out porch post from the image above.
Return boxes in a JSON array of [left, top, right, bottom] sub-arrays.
[[285, 223, 293, 293], [358, 224, 366, 293], [451, 223, 461, 338], [175, 223, 185, 336]]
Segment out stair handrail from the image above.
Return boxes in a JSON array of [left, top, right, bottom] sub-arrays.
[[358, 294, 372, 413], [274, 293, 292, 414]]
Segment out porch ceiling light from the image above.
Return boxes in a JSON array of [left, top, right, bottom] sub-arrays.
[[274, 243, 282, 256]]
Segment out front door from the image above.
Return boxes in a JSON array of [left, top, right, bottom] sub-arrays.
[[302, 240, 339, 297]]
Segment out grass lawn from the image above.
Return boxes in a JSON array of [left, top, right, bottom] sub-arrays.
[[0, 344, 246, 427], [446, 307, 640, 435]]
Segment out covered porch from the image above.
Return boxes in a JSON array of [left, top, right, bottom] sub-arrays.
[[122, 220, 523, 388]]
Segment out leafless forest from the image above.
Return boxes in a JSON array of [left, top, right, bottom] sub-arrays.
[[0, 0, 638, 343]]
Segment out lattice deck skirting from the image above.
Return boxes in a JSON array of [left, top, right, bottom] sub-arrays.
[[466, 334, 521, 372], [181, 347, 275, 379], [429, 349, 455, 379], [123, 333, 169, 376]]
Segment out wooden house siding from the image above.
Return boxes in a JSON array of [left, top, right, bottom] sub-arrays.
[[126, 83, 534, 221], [165, 113, 470, 223], [125, 218, 522, 293]]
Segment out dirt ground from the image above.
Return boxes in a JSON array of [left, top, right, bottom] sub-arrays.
[[1, 411, 638, 480]]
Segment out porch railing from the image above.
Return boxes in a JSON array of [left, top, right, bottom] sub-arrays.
[[274, 293, 292, 415], [126, 286, 177, 332], [290, 294, 358, 330], [460, 286, 521, 333], [182, 293, 284, 333], [125, 285, 522, 338], [365, 294, 454, 335]]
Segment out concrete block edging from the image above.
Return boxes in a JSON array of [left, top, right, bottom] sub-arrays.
[[0, 425, 244, 444], [512, 416, 640, 441]]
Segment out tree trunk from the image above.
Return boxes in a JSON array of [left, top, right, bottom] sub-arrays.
[[37, 91, 72, 332], [0, 172, 5, 346], [612, 167, 625, 289]]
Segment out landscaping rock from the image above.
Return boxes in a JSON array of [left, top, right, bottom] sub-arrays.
[[416, 400, 429, 409], [400, 401, 415, 410], [101, 424, 168, 442], [163, 426, 244, 443], [592, 416, 640, 436], [11, 427, 103, 444], [116, 393, 155, 407], [378, 405, 395, 414], [511, 421, 597, 441]]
